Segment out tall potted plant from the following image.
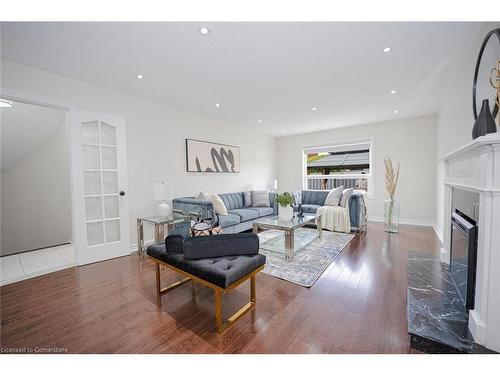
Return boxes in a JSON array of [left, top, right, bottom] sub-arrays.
[[276, 192, 294, 220], [384, 156, 400, 233]]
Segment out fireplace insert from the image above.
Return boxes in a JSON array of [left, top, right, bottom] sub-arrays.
[[450, 209, 478, 310]]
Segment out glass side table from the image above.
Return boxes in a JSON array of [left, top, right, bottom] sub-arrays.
[[136, 212, 191, 258]]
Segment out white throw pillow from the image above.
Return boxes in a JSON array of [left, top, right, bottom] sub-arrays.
[[324, 186, 344, 206], [205, 193, 228, 215], [339, 188, 354, 207]]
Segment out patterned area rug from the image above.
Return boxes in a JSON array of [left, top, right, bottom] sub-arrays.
[[258, 228, 355, 287]]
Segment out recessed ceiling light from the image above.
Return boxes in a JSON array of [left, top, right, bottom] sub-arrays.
[[136, 74, 144, 79], [311, 107, 318, 111], [390, 90, 397, 95], [215, 103, 221, 108], [283, 129, 287, 133], [0, 99, 12, 108], [199, 27, 209, 35], [382, 47, 392, 53], [257, 119, 262, 123], [393, 110, 399, 114]]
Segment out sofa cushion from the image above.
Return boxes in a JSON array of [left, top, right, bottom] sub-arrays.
[[218, 213, 241, 228], [183, 233, 259, 260], [249, 207, 274, 217], [301, 190, 329, 206], [162, 253, 266, 288], [228, 208, 259, 222], [219, 192, 244, 210], [243, 191, 252, 207], [251, 190, 271, 207], [301, 204, 321, 214]]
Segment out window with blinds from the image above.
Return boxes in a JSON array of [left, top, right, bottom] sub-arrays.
[[303, 142, 372, 194]]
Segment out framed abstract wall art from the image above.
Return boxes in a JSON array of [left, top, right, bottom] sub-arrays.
[[185, 138, 240, 173]]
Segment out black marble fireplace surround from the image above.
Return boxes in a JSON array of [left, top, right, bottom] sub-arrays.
[[407, 252, 494, 354]]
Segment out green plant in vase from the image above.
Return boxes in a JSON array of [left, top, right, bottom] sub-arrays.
[[276, 192, 294, 220], [384, 156, 400, 233]]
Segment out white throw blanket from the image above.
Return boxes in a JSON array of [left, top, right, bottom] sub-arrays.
[[316, 205, 351, 233]]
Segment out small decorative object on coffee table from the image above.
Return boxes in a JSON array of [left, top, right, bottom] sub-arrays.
[[384, 156, 400, 233], [276, 192, 294, 220], [253, 214, 322, 260]]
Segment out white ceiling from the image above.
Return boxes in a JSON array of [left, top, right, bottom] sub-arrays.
[[0, 22, 484, 136], [1, 101, 66, 171]]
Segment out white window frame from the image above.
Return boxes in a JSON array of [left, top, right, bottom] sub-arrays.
[[302, 138, 374, 198]]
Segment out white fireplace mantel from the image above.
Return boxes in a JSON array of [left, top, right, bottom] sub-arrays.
[[440, 133, 500, 352]]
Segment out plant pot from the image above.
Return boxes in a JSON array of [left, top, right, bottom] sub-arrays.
[[384, 199, 399, 233], [278, 205, 294, 220]]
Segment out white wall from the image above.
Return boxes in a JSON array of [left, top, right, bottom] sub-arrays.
[[0, 59, 277, 247], [1, 121, 72, 255], [276, 115, 437, 225], [435, 22, 500, 235]]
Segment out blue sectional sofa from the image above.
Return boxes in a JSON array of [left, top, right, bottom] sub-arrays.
[[173, 189, 366, 233], [173, 192, 277, 234]]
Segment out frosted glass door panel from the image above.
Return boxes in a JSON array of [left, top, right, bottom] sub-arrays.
[[104, 196, 119, 219], [82, 145, 100, 169], [101, 147, 117, 169], [84, 172, 101, 195], [87, 222, 104, 246], [85, 197, 103, 220], [105, 220, 120, 242], [101, 122, 116, 145], [102, 172, 118, 194]]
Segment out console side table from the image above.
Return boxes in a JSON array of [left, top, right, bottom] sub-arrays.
[[136, 213, 191, 258]]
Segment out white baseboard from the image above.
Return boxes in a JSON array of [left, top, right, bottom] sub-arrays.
[[367, 216, 435, 227], [129, 240, 154, 253], [469, 309, 487, 346], [432, 223, 443, 244]]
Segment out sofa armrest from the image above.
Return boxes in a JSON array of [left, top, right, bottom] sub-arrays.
[[173, 197, 214, 218], [183, 233, 259, 260]]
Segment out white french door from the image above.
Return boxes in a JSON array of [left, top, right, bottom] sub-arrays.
[[70, 110, 130, 265]]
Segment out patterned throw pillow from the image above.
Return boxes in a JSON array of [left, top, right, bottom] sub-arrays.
[[340, 188, 354, 207], [291, 190, 302, 206], [324, 186, 344, 206], [251, 190, 270, 207], [243, 191, 252, 207]]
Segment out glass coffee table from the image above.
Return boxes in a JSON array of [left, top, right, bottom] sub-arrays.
[[252, 214, 322, 261]]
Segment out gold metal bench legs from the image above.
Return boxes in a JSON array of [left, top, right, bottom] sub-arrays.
[[154, 260, 263, 334]]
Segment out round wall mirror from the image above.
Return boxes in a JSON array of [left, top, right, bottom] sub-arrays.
[[473, 28, 500, 119]]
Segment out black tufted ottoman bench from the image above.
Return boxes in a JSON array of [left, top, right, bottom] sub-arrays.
[[147, 233, 266, 333]]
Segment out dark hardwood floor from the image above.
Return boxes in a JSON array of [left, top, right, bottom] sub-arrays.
[[0, 222, 440, 353]]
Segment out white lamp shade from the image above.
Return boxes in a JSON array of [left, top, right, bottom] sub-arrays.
[[153, 182, 172, 201]]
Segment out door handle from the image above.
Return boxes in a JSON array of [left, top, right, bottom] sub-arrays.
[[119, 191, 126, 196]]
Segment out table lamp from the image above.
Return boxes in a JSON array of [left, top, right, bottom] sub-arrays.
[[153, 182, 172, 217]]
